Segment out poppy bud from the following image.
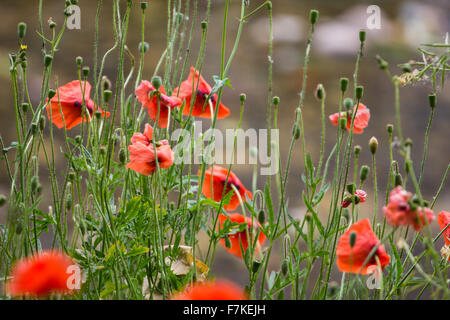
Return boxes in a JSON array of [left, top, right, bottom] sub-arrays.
[[252, 260, 262, 273], [428, 94, 436, 108], [354, 145, 361, 155], [39, 115, 46, 131], [18, 22, 27, 39], [394, 173, 403, 187], [340, 78, 349, 92], [82, 66, 90, 77], [224, 236, 232, 249], [339, 117, 347, 130], [66, 194, 72, 211], [101, 76, 111, 91], [119, 148, 127, 164], [258, 209, 265, 225], [201, 20, 208, 30], [315, 84, 325, 100], [21, 103, 29, 113], [349, 231, 357, 248], [76, 56, 83, 66], [359, 30, 366, 43], [68, 171, 76, 181], [140, 2, 148, 10], [347, 183, 356, 195], [0, 194, 7, 207], [272, 96, 280, 105], [369, 137, 378, 154], [309, 9, 319, 25], [343, 98, 353, 111], [240, 93, 247, 102], [386, 124, 393, 134], [292, 124, 300, 140], [281, 258, 289, 277], [48, 89, 56, 99], [75, 135, 82, 144], [151, 76, 162, 90], [31, 176, 39, 194], [44, 54, 53, 67], [48, 18, 56, 29], [138, 41, 149, 53], [404, 138, 413, 148], [103, 90, 112, 103], [31, 122, 39, 136], [355, 86, 364, 100], [360, 165, 370, 182]]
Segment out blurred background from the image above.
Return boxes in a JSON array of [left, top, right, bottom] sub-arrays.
[[0, 0, 449, 294]]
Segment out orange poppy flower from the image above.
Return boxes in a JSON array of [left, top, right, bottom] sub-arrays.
[[126, 123, 174, 175], [336, 219, 390, 275], [199, 166, 252, 211], [7, 250, 78, 297], [382, 186, 435, 231], [329, 103, 370, 134], [437, 211, 450, 246], [173, 67, 230, 119], [136, 80, 182, 128], [218, 213, 266, 258], [46, 80, 109, 130], [171, 280, 247, 300]]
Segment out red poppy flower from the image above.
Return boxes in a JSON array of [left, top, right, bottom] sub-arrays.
[[382, 186, 435, 231], [218, 213, 266, 258], [342, 189, 367, 208], [329, 103, 370, 134], [46, 80, 109, 130], [126, 123, 174, 175], [437, 211, 450, 246], [173, 67, 230, 119], [7, 250, 78, 297], [136, 80, 182, 128], [171, 280, 247, 300], [336, 219, 390, 275], [199, 166, 252, 211]]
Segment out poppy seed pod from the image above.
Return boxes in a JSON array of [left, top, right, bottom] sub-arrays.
[[359, 30, 366, 43], [309, 9, 319, 25], [340, 78, 349, 92], [21, 103, 29, 113], [44, 55, 53, 67], [138, 41, 149, 53], [201, 20, 208, 30], [48, 18, 56, 29], [369, 137, 378, 154], [103, 90, 113, 103], [428, 94, 436, 108], [355, 86, 364, 100], [349, 231, 357, 248], [240, 93, 247, 102], [31, 122, 39, 136], [343, 98, 353, 111], [339, 117, 347, 130], [0, 194, 6, 207], [82, 66, 90, 77], [76, 56, 83, 66], [354, 145, 361, 155], [140, 1, 148, 10], [75, 135, 82, 144], [151, 76, 162, 90], [315, 84, 325, 100], [404, 138, 413, 148], [17, 22, 27, 39], [48, 89, 56, 99], [360, 165, 370, 182], [94, 110, 102, 119], [386, 124, 393, 134], [272, 96, 280, 105], [68, 171, 76, 181]]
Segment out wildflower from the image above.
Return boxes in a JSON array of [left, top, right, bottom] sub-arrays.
[[437, 211, 450, 246], [135, 80, 182, 128], [126, 123, 174, 175], [199, 166, 252, 211], [341, 189, 367, 208], [174, 67, 230, 119], [382, 186, 435, 231], [171, 280, 247, 300], [217, 213, 266, 258], [7, 250, 78, 297], [329, 103, 370, 134], [336, 219, 390, 275], [46, 80, 109, 130]]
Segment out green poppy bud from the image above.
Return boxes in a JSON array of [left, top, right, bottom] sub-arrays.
[[354, 145, 361, 155], [340, 78, 349, 92], [339, 117, 347, 130], [141, 2, 148, 10], [292, 124, 300, 140], [309, 9, 319, 25], [82, 66, 90, 77], [343, 98, 353, 111], [21, 103, 29, 113], [44, 55, 53, 67], [17, 22, 27, 39], [355, 86, 364, 100], [103, 90, 113, 103], [258, 210, 265, 225], [360, 165, 370, 182], [252, 260, 262, 273], [31, 122, 39, 136], [359, 30, 366, 43], [240, 93, 247, 102], [386, 124, 393, 134], [369, 136, 378, 154], [315, 84, 325, 100], [428, 94, 436, 108], [281, 258, 289, 276], [39, 115, 46, 131], [394, 173, 403, 187]]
